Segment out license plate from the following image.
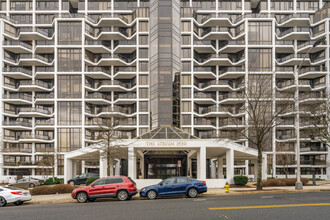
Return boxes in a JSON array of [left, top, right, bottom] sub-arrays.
[[23, 192, 28, 195]]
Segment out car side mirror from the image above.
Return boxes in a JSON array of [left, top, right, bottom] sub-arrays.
[[90, 184, 94, 187]]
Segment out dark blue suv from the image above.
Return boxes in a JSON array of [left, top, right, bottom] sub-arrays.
[[140, 177, 207, 199]]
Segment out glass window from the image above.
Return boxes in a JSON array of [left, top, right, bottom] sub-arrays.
[[58, 102, 82, 125], [58, 49, 82, 72], [139, 75, 148, 85], [162, 178, 176, 185], [58, 128, 82, 152], [181, 22, 191, 31], [182, 102, 191, 112], [105, 178, 124, 184], [248, 22, 272, 45], [58, 22, 82, 45], [139, 49, 148, 58], [139, 22, 148, 32], [181, 35, 191, 45], [139, 35, 148, 45], [139, 101, 148, 112], [176, 177, 189, 183], [93, 179, 107, 186], [139, 115, 148, 125], [58, 75, 82, 98], [248, 49, 272, 71], [139, 88, 148, 98], [182, 75, 191, 85]]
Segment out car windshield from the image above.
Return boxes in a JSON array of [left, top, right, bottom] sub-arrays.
[[78, 173, 87, 178]]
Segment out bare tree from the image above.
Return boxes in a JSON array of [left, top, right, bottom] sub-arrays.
[[37, 152, 55, 181], [276, 154, 295, 178], [90, 115, 124, 176], [231, 74, 294, 190]]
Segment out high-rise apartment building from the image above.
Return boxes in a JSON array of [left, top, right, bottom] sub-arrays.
[[0, 0, 329, 182]]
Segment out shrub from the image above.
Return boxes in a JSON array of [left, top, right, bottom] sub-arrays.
[[262, 178, 309, 187], [86, 177, 99, 186], [234, 176, 249, 186], [30, 184, 76, 196], [44, 177, 64, 185]]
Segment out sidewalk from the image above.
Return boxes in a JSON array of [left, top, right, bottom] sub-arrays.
[[26, 181, 330, 205]]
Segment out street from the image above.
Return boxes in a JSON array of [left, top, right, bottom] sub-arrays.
[[1, 192, 330, 220]]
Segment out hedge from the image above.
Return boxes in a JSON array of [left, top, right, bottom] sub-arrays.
[[44, 177, 64, 185], [30, 184, 76, 195], [86, 177, 99, 186], [234, 176, 249, 186], [262, 178, 309, 187]]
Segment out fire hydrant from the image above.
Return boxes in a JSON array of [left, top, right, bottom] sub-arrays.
[[224, 182, 230, 193]]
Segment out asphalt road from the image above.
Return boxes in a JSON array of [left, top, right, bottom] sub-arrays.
[[1, 192, 330, 220]]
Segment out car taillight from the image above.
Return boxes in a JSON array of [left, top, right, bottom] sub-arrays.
[[129, 183, 135, 187], [38, 180, 41, 183], [11, 191, 22, 195], [202, 182, 206, 185]]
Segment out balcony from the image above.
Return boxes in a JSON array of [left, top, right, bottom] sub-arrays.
[[85, 26, 136, 41], [85, 80, 136, 92], [35, 40, 55, 53], [219, 67, 245, 79], [2, 67, 32, 79], [86, 106, 137, 117], [194, 53, 245, 66], [2, 120, 32, 129], [85, 93, 111, 104], [194, 118, 216, 129], [219, 131, 245, 140], [275, 14, 310, 27], [4, 54, 54, 66], [18, 107, 54, 117], [35, 67, 55, 79], [194, 105, 218, 116], [219, 92, 244, 104], [194, 92, 216, 104], [4, 80, 54, 92], [275, 41, 295, 53], [114, 93, 137, 104], [2, 147, 32, 153], [2, 93, 32, 104], [35, 119, 55, 127], [194, 79, 244, 92], [219, 118, 245, 129], [298, 66, 327, 79], [276, 79, 295, 91], [276, 53, 310, 66], [276, 27, 310, 41], [85, 53, 136, 66], [2, 40, 33, 53], [85, 66, 112, 79], [192, 40, 216, 53], [193, 67, 216, 79], [85, 40, 112, 53], [219, 40, 245, 53], [297, 40, 326, 53], [299, 92, 326, 103]]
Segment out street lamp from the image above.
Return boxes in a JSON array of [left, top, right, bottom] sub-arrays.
[[295, 37, 326, 190]]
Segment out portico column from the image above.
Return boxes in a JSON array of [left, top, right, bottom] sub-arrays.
[[115, 159, 121, 176], [226, 148, 234, 184], [0, 154, 4, 178], [99, 152, 107, 178], [128, 147, 136, 179], [327, 146, 330, 180], [140, 156, 144, 178], [262, 154, 267, 180], [198, 146, 206, 180], [217, 157, 224, 179], [64, 156, 73, 183], [109, 157, 114, 176], [210, 159, 217, 179]]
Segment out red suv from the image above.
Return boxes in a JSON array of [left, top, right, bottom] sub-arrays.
[[72, 176, 137, 203]]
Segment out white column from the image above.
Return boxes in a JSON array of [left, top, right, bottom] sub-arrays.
[[210, 159, 217, 179], [217, 158, 224, 179], [64, 156, 73, 183], [115, 159, 121, 176], [72, 161, 78, 177], [140, 157, 144, 178], [109, 157, 114, 176], [198, 146, 206, 180], [327, 146, 330, 180], [226, 149, 234, 184], [99, 153, 107, 178], [262, 154, 267, 180], [0, 154, 4, 178], [128, 147, 136, 179]]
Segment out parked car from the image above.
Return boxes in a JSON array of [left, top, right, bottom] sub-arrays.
[[140, 177, 207, 199], [9, 177, 44, 188], [72, 176, 137, 203], [0, 186, 32, 207], [67, 173, 99, 186]]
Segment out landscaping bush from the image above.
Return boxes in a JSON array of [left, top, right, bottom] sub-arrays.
[[234, 176, 249, 186], [262, 178, 309, 187], [44, 177, 64, 185], [30, 184, 76, 195], [86, 177, 99, 186]]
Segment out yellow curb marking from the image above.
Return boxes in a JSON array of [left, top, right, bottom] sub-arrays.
[[209, 203, 330, 210]]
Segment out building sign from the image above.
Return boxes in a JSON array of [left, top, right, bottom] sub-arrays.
[[146, 141, 188, 147], [178, 160, 181, 167]]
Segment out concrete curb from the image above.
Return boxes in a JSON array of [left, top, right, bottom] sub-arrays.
[[25, 189, 330, 205]]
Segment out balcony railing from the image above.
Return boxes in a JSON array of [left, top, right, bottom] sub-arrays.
[[2, 93, 32, 101], [194, 118, 216, 126], [85, 93, 111, 100], [3, 40, 32, 49], [3, 67, 32, 75], [194, 92, 216, 100], [2, 121, 32, 127]]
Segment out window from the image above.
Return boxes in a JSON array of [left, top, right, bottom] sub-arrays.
[[58, 102, 82, 125], [181, 22, 191, 32], [139, 101, 148, 112], [176, 177, 189, 183], [182, 88, 191, 98], [58, 128, 82, 152], [139, 75, 148, 85], [248, 22, 272, 45], [182, 102, 191, 112], [182, 115, 191, 125], [182, 62, 191, 72], [182, 75, 191, 85], [139, 88, 148, 98], [139, 22, 148, 32], [182, 35, 191, 45], [139, 36, 148, 45], [139, 115, 148, 125], [248, 49, 272, 71], [58, 22, 82, 45], [58, 75, 82, 98], [93, 179, 107, 186], [139, 62, 148, 71], [182, 48, 191, 58], [105, 178, 124, 184], [139, 49, 148, 58], [58, 49, 82, 72], [162, 178, 176, 185]]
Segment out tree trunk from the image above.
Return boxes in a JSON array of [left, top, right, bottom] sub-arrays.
[[107, 155, 111, 176], [257, 145, 263, 190]]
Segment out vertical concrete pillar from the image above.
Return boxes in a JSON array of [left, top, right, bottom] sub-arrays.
[[128, 147, 136, 179], [115, 159, 121, 176], [0, 154, 4, 179], [198, 146, 206, 180], [210, 159, 217, 179], [327, 146, 330, 180], [217, 158, 224, 179], [99, 152, 107, 178], [262, 154, 267, 180], [140, 156, 144, 178], [226, 149, 234, 184], [64, 157, 73, 183], [109, 157, 114, 176]]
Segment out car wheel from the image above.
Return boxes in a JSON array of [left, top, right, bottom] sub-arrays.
[[188, 188, 198, 198], [29, 183, 36, 188], [88, 198, 96, 202], [147, 190, 157, 200], [0, 197, 7, 207], [69, 181, 75, 186], [76, 192, 88, 203], [14, 201, 23, 206], [117, 190, 129, 201]]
